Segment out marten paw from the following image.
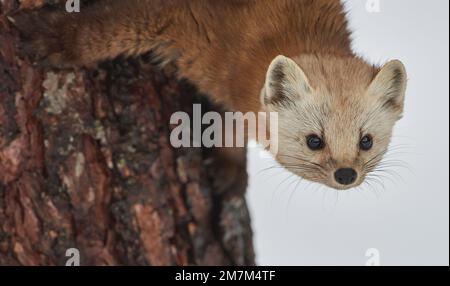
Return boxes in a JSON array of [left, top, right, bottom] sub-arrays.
[[8, 10, 76, 69]]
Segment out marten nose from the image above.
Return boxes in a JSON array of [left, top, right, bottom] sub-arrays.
[[334, 168, 358, 185]]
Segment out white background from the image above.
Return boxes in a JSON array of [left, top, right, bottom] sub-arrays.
[[247, 0, 449, 266]]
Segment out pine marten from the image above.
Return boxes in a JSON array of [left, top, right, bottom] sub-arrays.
[[11, 0, 408, 190]]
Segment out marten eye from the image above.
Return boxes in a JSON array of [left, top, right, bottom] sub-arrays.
[[306, 135, 325, 151], [360, 135, 373, 151]]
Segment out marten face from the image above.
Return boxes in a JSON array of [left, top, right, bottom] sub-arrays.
[[261, 55, 407, 190]]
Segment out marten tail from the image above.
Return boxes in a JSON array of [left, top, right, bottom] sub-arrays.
[[10, 0, 185, 68]]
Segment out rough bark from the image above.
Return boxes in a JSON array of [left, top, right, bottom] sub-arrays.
[[0, 0, 254, 266]]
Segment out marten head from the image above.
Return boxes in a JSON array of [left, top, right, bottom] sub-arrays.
[[261, 55, 407, 190]]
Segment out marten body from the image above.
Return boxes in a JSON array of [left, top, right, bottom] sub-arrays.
[[16, 0, 353, 112], [13, 0, 408, 190]]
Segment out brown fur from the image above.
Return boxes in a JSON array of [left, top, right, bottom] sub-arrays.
[[12, 0, 408, 190], [14, 0, 354, 111]]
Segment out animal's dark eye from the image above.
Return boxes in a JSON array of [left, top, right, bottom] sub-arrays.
[[360, 135, 373, 151], [306, 135, 325, 151]]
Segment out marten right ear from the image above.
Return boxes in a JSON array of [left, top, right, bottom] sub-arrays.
[[368, 60, 407, 114], [262, 55, 313, 108]]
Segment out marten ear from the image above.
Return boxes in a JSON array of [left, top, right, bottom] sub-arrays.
[[368, 60, 407, 113], [262, 55, 313, 107]]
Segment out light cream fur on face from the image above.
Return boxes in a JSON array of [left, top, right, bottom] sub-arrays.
[[261, 55, 407, 190]]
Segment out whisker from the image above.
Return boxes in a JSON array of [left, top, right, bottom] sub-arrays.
[[273, 173, 296, 200], [371, 169, 404, 186], [278, 154, 325, 169], [365, 176, 386, 194], [286, 178, 301, 212]]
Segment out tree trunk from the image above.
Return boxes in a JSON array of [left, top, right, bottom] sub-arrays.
[[0, 0, 254, 266]]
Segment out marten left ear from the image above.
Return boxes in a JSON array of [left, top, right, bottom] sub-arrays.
[[262, 55, 313, 108], [368, 60, 407, 113]]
